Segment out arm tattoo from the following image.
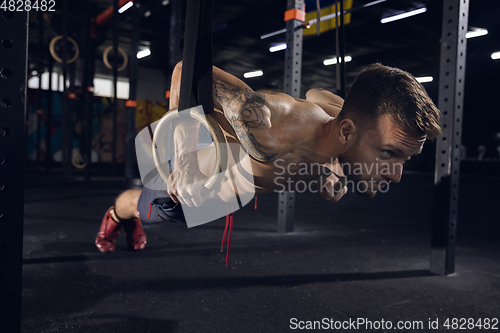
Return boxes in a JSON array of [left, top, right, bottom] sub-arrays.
[[213, 78, 278, 162]]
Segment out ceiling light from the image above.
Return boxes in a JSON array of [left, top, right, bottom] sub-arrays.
[[162, 0, 169, 5], [416, 76, 433, 83], [244, 70, 263, 79], [491, 52, 500, 60], [466, 28, 488, 39], [118, 1, 133, 13], [137, 49, 151, 59], [269, 43, 287, 53], [381, 7, 427, 24], [323, 56, 352, 66]]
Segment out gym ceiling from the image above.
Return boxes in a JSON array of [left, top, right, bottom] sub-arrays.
[[29, 0, 500, 98]]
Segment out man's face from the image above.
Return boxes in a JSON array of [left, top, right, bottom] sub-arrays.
[[338, 115, 426, 198]]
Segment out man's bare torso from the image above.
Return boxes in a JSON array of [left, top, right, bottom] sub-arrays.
[[210, 89, 340, 194]]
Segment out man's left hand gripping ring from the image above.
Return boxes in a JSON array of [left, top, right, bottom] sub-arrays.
[[152, 107, 228, 198]]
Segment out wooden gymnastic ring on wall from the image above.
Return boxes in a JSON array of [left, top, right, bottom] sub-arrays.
[[152, 107, 228, 197], [102, 46, 128, 72], [71, 153, 88, 169], [49, 36, 80, 64]]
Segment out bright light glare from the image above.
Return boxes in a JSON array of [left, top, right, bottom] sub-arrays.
[[416, 76, 433, 83], [381, 7, 427, 24], [244, 70, 263, 79], [466, 28, 488, 39], [118, 1, 133, 13], [137, 49, 151, 59], [323, 55, 352, 66], [491, 52, 500, 60], [269, 43, 287, 52]]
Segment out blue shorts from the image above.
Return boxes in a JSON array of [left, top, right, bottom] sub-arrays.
[[137, 187, 186, 224]]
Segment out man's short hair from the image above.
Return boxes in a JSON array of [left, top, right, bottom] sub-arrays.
[[338, 63, 442, 139]]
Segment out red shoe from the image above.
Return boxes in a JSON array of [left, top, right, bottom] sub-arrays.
[[95, 206, 122, 253], [123, 218, 147, 251]]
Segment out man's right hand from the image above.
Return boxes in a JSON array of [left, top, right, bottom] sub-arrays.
[[319, 159, 348, 203]]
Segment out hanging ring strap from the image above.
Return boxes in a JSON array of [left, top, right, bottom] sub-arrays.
[[178, 0, 214, 115], [152, 107, 228, 197]]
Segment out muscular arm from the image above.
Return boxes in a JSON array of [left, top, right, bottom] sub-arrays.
[[211, 67, 278, 162]]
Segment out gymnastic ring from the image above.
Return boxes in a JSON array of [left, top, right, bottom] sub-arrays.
[[71, 153, 88, 169], [49, 36, 80, 64], [152, 108, 228, 198], [102, 46, 128, 72]]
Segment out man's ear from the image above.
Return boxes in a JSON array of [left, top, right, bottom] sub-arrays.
[[338, 119, 357, 146]]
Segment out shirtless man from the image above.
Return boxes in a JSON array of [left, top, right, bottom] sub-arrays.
[[95, 62, 441, 252]]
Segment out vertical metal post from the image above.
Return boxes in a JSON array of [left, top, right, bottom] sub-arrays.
[[68, 61, 76, 168], [335, 0, 346, 98], [45, 58, 53, 171], [36, 16, 44, 166], [0, 9, 28, 332], [430, 0, 469, 275], [111, 0, 119, 173], [84, 16, 96, 182], [278, 0, 303, 234], [125, 1, 140, 184], [62, 0, 70, 173], [80, 9, 91, 178]]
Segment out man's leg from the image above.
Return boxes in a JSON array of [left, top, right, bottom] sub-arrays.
[[114, 189, 141, 220], [95, 189, 146, 253], [95, 62, 186, 253]]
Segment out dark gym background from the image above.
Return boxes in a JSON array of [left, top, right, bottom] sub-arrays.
[[2, 0, 500, 332]]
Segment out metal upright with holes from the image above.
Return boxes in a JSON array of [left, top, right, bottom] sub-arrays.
[[335, 0, 346, 99], [277, 0, 304, 234], [0, 9, 28, 331], [430, 0, 469, 275]]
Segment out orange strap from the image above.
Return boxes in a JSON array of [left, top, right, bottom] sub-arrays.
[[125, 100, 137, 107], [165, 90, 170, 99], [284, 8, 305, 22]]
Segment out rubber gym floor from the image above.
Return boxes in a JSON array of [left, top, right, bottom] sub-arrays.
[[21, 167, 499, 333]]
